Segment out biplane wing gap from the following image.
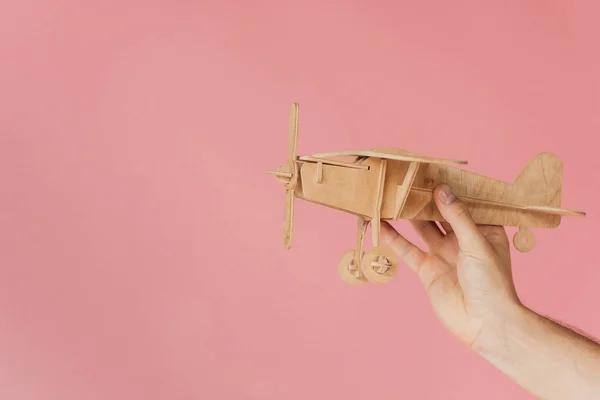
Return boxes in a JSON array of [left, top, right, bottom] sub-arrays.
[[312, 148, 468, 166], [297, 156, 370, 170]]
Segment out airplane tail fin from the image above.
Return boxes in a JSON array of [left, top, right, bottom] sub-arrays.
[[513, 153, 563, 208]]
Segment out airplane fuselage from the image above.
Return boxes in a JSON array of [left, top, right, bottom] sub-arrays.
[[296, 155, 562, 229]]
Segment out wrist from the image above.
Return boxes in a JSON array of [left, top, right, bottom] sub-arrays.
[[470, 300, 532, 359], [469, 302, 600, 400]]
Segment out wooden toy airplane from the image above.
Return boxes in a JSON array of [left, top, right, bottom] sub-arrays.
[[268, 103, 586, 285]]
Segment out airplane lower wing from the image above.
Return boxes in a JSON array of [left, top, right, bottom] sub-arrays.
[[523, 205, 586, 217], [410, 187, 586, 217]]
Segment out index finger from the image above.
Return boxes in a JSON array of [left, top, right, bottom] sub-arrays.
[[381, 221, 426, 271]]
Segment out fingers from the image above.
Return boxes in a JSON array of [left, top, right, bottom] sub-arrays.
[[410, 220, 444, 248], [479, 225, 510, 253], [440, 222, 453, 234], [381, 221, 462, 312], [381, 221, 426, 271], [433, 184, 491, 256]]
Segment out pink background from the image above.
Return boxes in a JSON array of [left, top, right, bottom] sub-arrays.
[[1, 1, 599, 399]]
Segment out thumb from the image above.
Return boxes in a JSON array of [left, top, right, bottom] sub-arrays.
[[434, 184, 490, 256]]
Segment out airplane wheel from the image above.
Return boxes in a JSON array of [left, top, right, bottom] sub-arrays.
[[361, 246, 398, 284], [513, 227, 536, 252], [338, 250, 368, 286]]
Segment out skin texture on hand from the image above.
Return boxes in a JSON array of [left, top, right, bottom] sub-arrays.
[[381, 184, 600, 400], [381, 184, 522, 350]]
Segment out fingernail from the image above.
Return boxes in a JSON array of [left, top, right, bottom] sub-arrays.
[[437, 184, 456, 205]]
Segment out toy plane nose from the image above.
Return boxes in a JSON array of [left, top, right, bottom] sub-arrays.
[[267, 169, 292, 178], [267, 164, 296, 249], [268, 165, 295, 185]]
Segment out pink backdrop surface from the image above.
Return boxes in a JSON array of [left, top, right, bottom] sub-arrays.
[[1, 1, 599, 399]]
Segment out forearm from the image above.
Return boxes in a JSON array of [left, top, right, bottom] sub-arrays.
[[477, 305, 600, 399]]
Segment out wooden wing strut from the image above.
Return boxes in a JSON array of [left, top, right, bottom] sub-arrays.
[[395, 162, 420, 219]]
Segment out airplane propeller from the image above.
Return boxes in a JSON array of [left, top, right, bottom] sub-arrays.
[[267, 103, 299, 249]]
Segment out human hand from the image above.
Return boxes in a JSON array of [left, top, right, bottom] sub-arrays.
[[381, 184, 524, 351], [382, 184, 600, 398]]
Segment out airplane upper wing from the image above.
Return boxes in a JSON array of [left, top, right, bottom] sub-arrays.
[[311, 148, 468, 165]]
